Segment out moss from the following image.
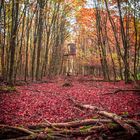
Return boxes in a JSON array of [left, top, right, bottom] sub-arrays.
[[45, 128, 53, 133], [108, 122, 118, 128], [0, 86, 16, 93], [92, 116, 98, 119], [122, 112, 129, 115], [80, 125, 93, 132]]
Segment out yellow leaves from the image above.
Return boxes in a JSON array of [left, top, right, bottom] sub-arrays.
[[111, 53, 117, 60]]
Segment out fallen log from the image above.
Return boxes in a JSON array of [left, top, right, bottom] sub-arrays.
[[68, 98, 139, 136]]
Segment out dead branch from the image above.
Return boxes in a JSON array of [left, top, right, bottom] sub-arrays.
[[68, 97, 102, 111], [45, 125, 104, 137], [98, 111, 138, 135], [68, 98, 139, 136], [104, 89, 140, 95], [78, 79, 120, 82], [29, 119, 140, 130], [1, 118, 140, 139], [28, 119, 110, 130]]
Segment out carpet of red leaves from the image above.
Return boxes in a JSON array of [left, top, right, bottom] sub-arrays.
[[0, 77, 140, 126]]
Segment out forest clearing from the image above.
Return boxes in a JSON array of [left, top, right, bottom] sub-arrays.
[[0, 0, 140, 139]]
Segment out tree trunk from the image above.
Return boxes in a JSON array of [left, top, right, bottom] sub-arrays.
[[9, 0, 19, 85], [36, 0, 45, 80]]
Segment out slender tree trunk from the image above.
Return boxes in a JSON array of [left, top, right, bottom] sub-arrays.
[[117, 0, 130, 83], [104, 0, 123, 80], [9, 0, 19, 85], [25, 9, 30, 81], [32, 9, 38, 81], [95, 7, 110, 81], [104, 20, 117, 81], [36, 0, 45, 80], [133, 1, 138, 80], [0, 0, 5, 80]]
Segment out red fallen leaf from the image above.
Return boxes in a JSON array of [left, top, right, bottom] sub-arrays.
[[0, 77, 139, 126]]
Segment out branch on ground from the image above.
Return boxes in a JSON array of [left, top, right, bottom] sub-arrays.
[[68, 98, 139, 136], [0, 98, 140, 139], [104, 89, 140, 95]]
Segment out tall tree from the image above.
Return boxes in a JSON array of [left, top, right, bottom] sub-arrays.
[[9, 0, 19, 85], [36, 0, 46, 80]]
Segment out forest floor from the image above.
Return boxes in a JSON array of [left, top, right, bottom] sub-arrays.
[[0, 76, 140, 127]]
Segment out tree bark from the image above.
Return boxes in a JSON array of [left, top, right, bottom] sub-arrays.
[[9, 0, 19, 85]]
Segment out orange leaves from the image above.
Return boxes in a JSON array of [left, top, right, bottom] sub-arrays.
[[76, 8, 96, 26], [73, 0, 86, 7]]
